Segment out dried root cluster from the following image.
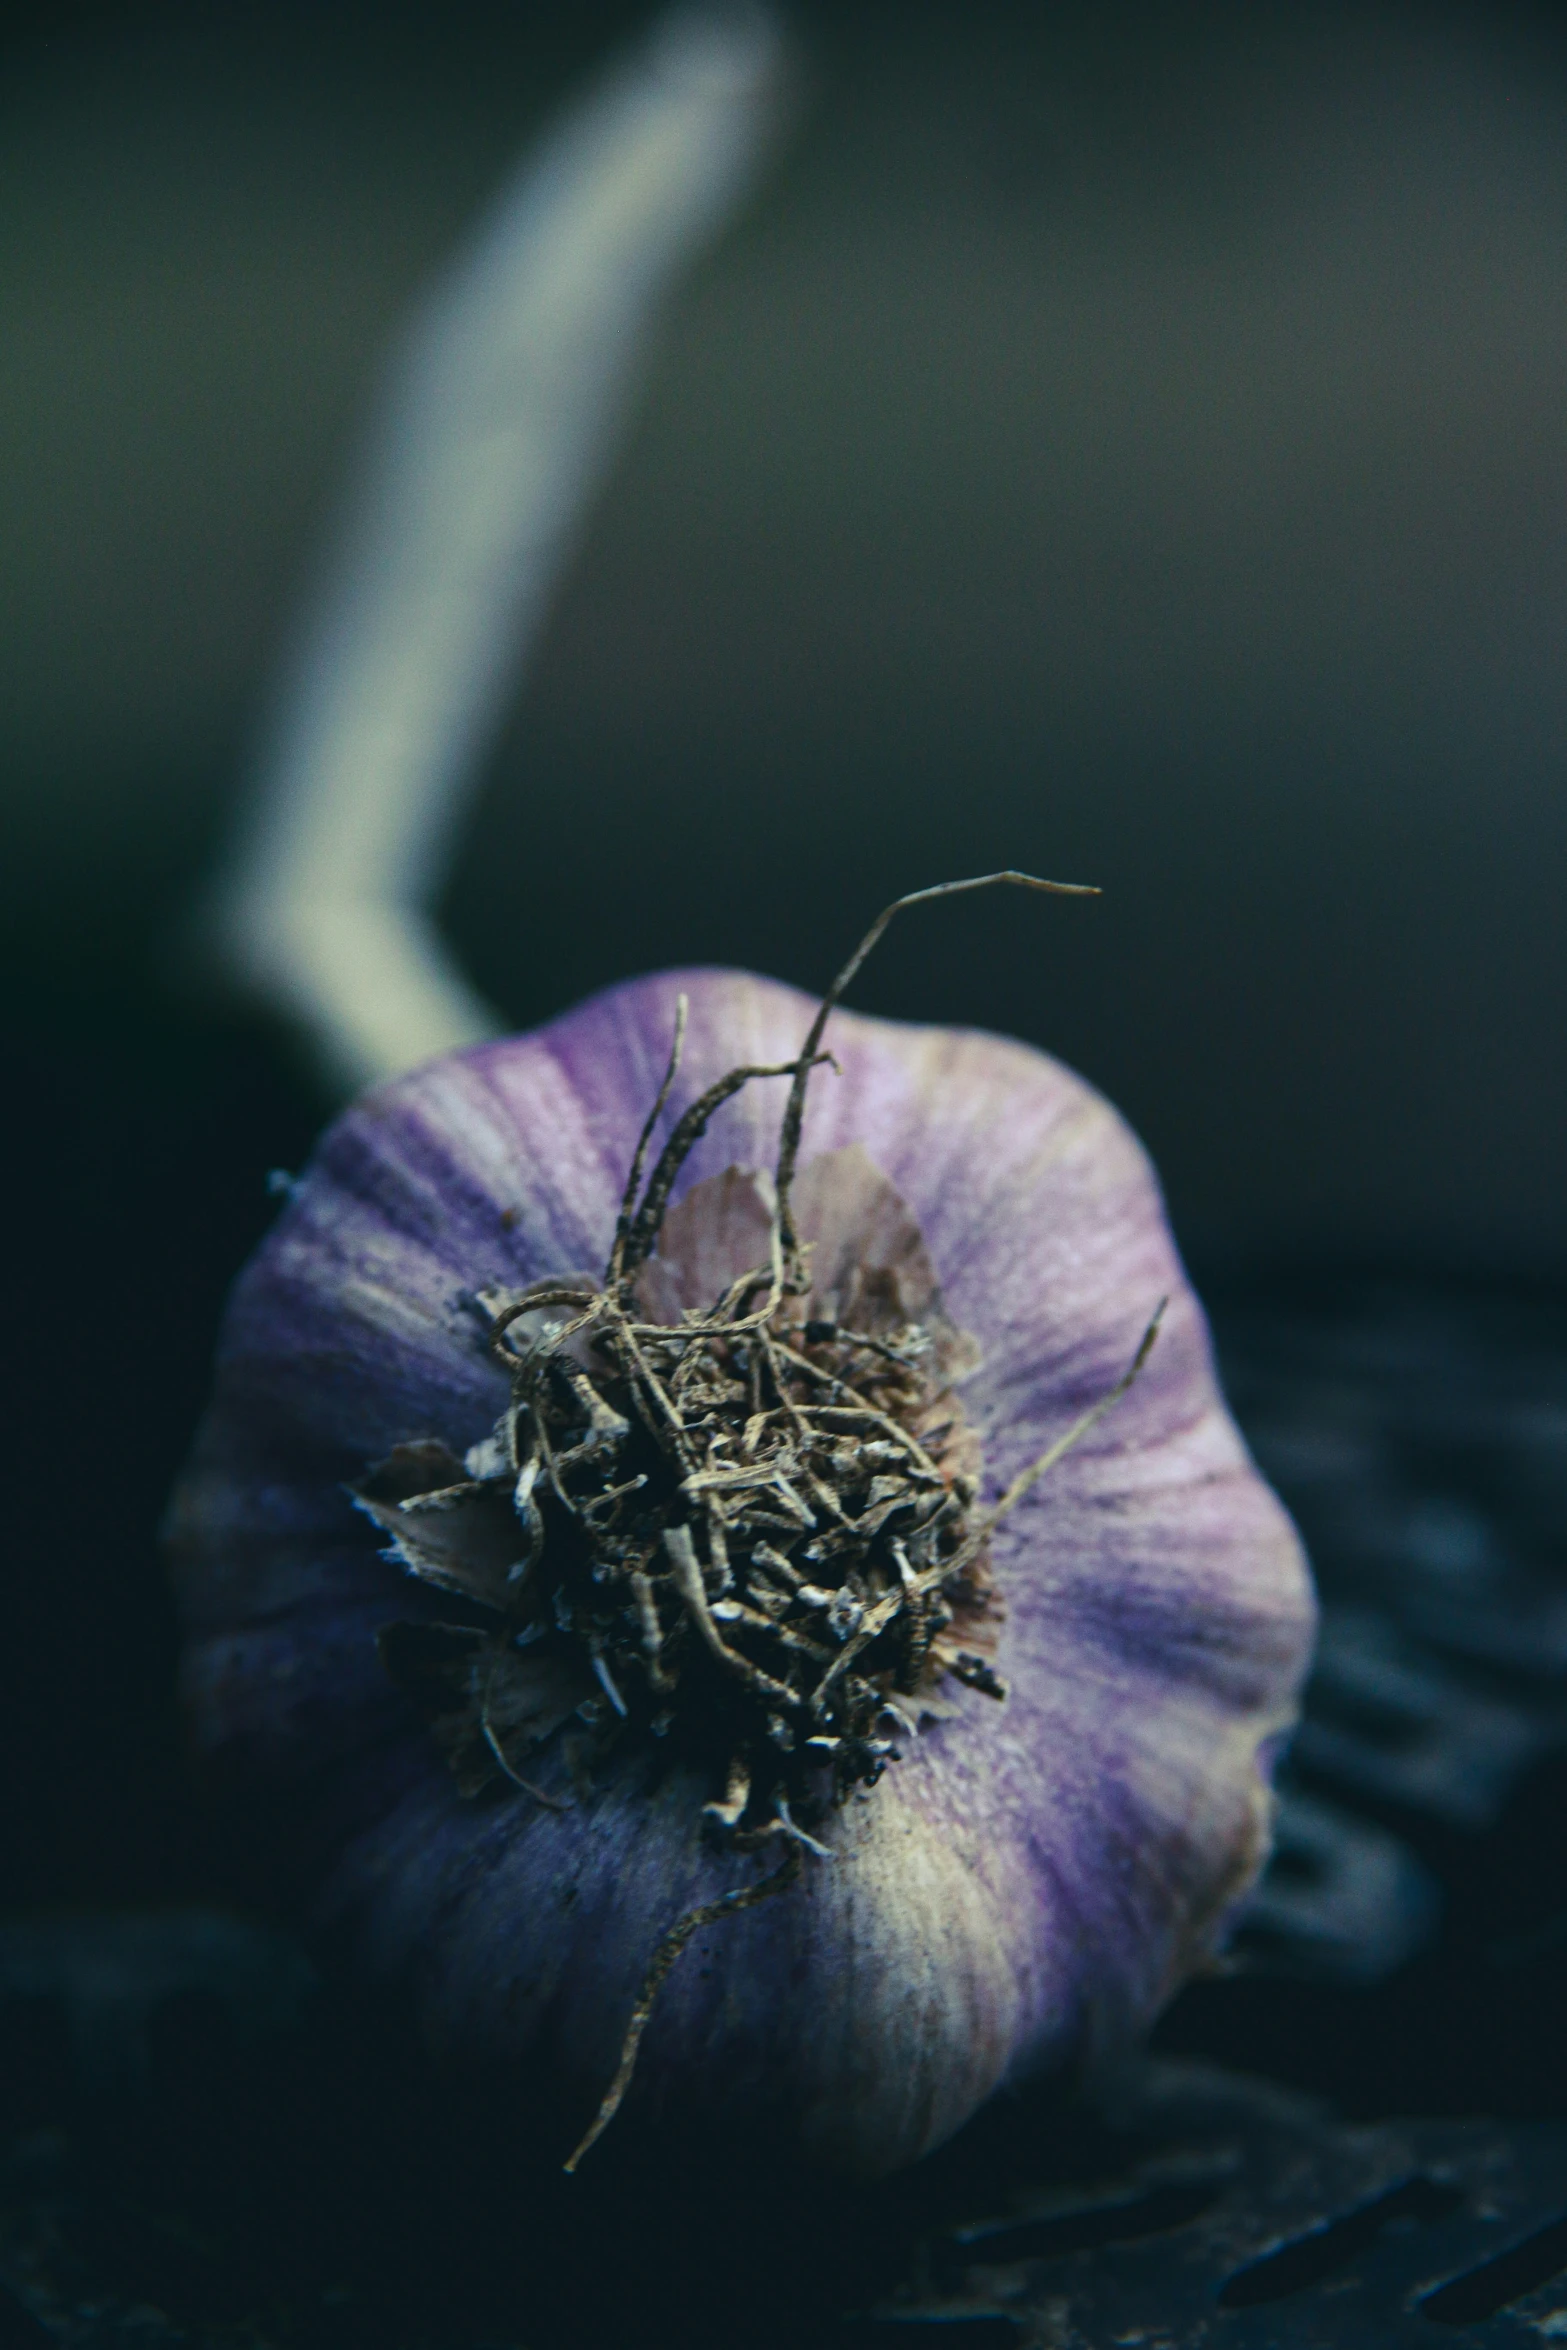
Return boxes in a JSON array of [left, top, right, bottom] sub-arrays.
[[364, 1018, 1003, 1858]]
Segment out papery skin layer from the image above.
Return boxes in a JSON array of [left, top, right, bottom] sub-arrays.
[[168, 971, 1315, 2178]]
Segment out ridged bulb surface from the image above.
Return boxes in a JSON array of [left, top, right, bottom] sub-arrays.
[[169, 970, 1315, 2177]]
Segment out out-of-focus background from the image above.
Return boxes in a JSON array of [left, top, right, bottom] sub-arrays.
[[6, 8, 1567, 2335], [12, 1, 1567, 1264]]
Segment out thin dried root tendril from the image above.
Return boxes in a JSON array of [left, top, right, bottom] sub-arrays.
[[562, 1844, 803, 2172], [978, 1298, 1168, 1539], [608, 991, 689, 1286], [774, 871, 1099, 1282]]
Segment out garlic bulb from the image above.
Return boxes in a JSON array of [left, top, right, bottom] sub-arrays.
[[169, 909, 1313, 2179]]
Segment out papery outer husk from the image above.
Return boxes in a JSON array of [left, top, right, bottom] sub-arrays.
[[167, 970, 1315, 2178]]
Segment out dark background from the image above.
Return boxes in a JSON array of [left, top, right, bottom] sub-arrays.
[[4, 0, 1567, 2100]]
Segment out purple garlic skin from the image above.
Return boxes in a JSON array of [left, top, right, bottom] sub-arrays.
[[168, 970, 1315, 2178]]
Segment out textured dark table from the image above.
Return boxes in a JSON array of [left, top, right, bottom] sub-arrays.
[[7, 1269, 1567, 2346]]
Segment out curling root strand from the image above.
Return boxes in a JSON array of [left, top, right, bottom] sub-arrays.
[[562, 1844, 803, 2172]]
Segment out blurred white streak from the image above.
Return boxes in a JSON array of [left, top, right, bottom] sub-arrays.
[[210, 7, 788, 1099]]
